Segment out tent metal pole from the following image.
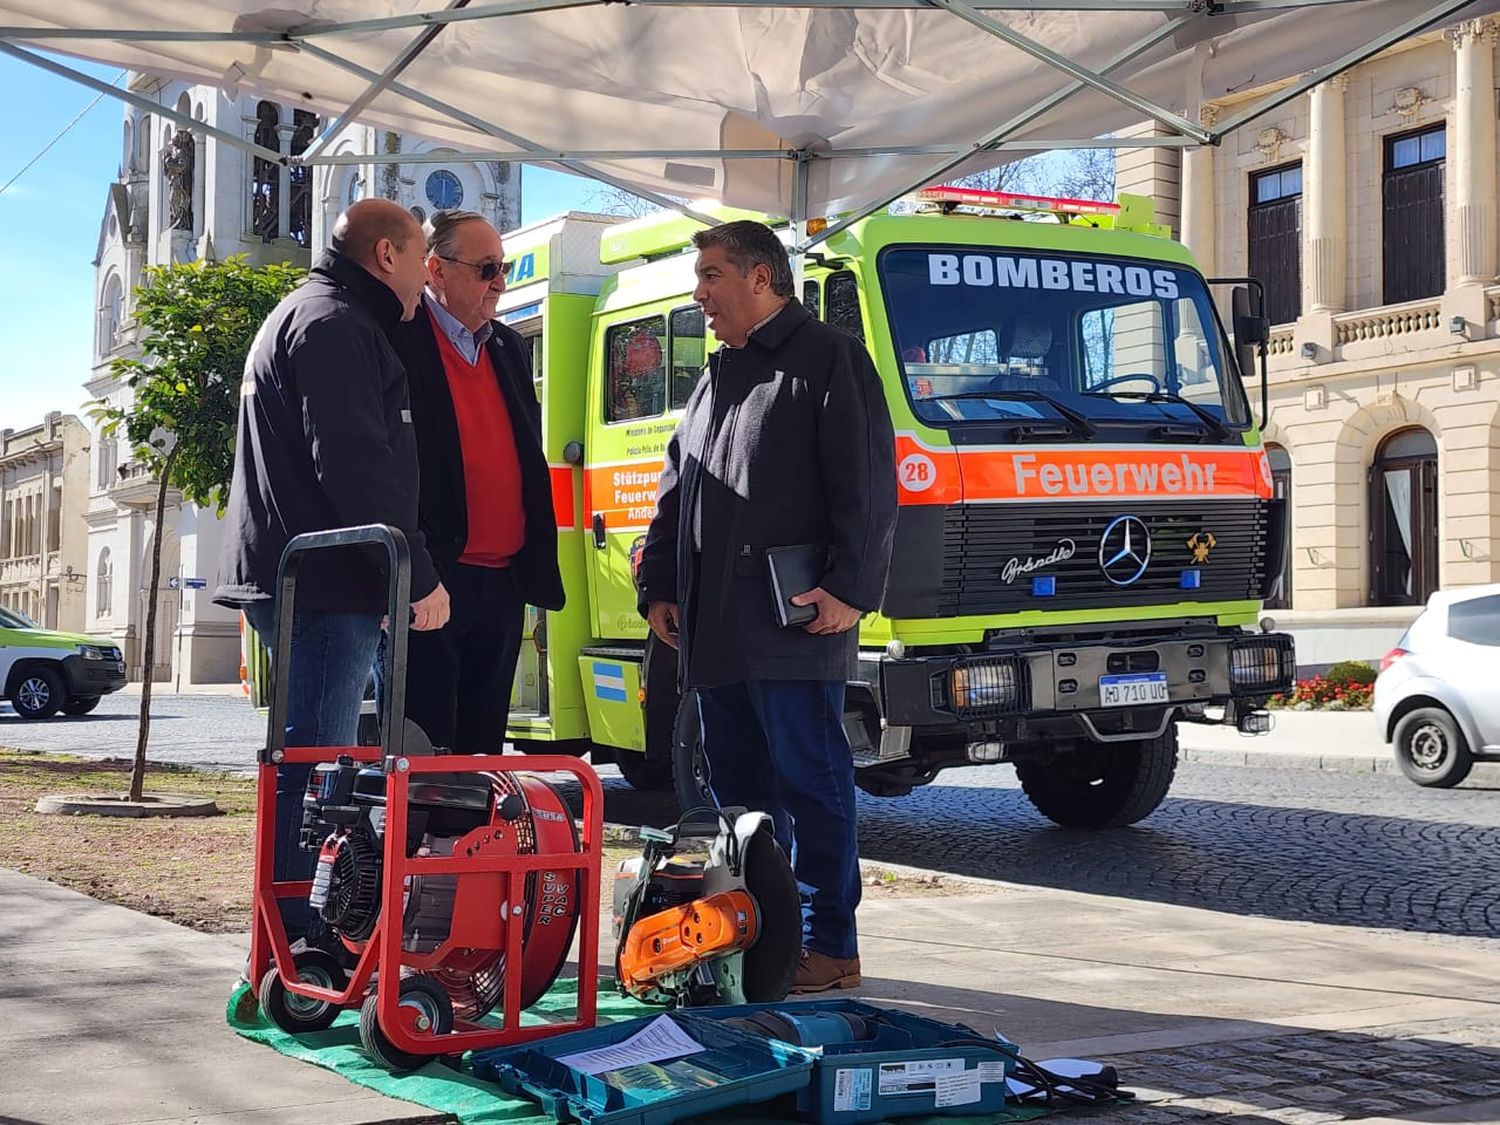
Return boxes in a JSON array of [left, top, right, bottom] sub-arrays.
[[299, 0, 472, 163], [791, 152, 809, 294], [924, 0, 1211, 143], [306, 148, 793, 164], [0, 41, 286, 164], [0, 27, 283, 42], [296, 41, 719, 227], [1209, 0, 1484, 139], [290, 0, 604, 39], [796, 11, 1194, 252]]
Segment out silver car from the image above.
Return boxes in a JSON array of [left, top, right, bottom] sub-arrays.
[[1374, 583, 1500, 787]]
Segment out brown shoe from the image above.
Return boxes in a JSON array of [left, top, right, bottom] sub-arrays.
[[792, 949, 861, 993]]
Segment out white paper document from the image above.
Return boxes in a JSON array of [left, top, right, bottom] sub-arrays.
[[555, 1015, 705, 1075]]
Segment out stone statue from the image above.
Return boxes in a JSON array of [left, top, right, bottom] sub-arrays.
[[163, 129, 195, 232]]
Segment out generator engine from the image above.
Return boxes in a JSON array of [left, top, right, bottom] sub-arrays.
[[300, 753, 581, 1020]]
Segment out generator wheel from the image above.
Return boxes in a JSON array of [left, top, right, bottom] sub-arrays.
[[1015, 726, 1179, 828], [359, 974, 454, 1072], [257, 948, 344, 1034]]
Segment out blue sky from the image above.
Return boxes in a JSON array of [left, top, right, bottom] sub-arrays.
[[0, 53, 601, 433]]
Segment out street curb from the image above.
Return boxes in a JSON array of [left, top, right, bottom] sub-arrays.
[[1182, 746, 1396, 775]]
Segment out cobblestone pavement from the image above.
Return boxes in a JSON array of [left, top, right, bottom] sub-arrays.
[[7, 692, 1500, 945], [1103, 1017, 1500, 1122]]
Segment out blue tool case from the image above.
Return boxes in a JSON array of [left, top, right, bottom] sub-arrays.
[[705, 999, 1018, 1124], [472, 1011, 817, 1125], [472, 1000, 1017, 1125]]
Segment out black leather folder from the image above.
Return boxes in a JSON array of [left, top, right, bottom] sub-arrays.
[[765, 544, 827, 628]]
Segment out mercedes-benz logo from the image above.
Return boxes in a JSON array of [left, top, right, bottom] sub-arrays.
[[1098, 515, 1151, 587]]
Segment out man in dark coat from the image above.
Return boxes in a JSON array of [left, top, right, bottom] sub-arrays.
[[385, 210, 564, 754], [216, 198, 450, 941], [637, 220, 897, 993]]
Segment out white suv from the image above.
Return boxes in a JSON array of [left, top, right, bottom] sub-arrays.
[[1374, 584, 1500, 787]]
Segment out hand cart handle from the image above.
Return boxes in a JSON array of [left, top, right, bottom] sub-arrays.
[[262, 524, 411, 764]]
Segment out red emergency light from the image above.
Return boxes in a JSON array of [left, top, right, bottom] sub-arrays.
[[913, 185, 1121, 217]]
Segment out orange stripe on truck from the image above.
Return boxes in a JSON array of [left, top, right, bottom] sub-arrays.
[[586, 461, 666, 532], [894, 436, 1274, 505]]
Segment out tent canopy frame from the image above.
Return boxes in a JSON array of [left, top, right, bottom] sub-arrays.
[[0, 0, 1485, 250]]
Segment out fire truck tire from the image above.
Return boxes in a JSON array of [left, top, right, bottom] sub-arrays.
[[359, 974, 454, 1072], [1016, 725, 1178, 828], [613, 747, 674, 792], [257, 949, 344, 1034], [672, 690, 713, 813]]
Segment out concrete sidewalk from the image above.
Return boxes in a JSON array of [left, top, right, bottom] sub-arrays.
[[7, 864, 1500, 1124], [1179, 710, 1398, 775]]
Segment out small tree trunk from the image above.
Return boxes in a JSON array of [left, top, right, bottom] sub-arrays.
[[129, 446, 179, 803]]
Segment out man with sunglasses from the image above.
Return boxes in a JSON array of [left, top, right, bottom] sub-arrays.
[[385, 210, 564, 754]]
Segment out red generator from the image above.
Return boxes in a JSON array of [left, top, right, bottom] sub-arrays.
[[246, 526, 603, 1071]]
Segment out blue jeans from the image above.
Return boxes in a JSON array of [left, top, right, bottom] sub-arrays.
[[696, 680, 861, 960], [244, 600, 382, 942]]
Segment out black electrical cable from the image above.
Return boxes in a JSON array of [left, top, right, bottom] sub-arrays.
[[935, 1038, 1135, 1109]]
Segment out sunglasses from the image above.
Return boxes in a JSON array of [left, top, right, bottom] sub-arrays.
[[440, 255, 505, 282]]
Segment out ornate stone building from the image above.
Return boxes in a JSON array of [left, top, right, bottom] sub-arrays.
[[0, 413, 91, 632], [88, 75, 520, 682], [1118, 21, 1500, 666]]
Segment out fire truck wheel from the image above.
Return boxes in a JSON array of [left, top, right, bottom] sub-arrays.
[[613, 747, 674, 792], [1015, 725, 1179, 829], [257, 949, 345, 1034], [672, 690, 712, 813], [359, 974, 454, 1072]]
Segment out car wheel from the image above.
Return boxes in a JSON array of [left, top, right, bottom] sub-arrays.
[[11, 666, 65, 719], [62, 696, 102, 716], [1394, 707, 1473, 788]]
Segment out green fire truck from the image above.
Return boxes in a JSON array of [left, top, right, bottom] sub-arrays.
[[251, 187, 1295, 828]]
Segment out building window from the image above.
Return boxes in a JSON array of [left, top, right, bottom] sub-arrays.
[[1, 499, 11, 559], [1383, 125, 1445, 305], [288, 110, 318, 248], [96, 548, 113, 618], [1247, 163, 1302, 327], [97, 437, 117, 491], [425, 169, 464, 211], [826, 271, 865, 342], [47, 490, 60, 553], [1369, 427, 1439, 607], [251, 101, 281, 239], [98, 273, 123, 358], [1265, 443, 1292, 610]]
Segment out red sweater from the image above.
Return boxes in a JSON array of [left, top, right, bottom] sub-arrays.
[[429, 310, 526, 566]]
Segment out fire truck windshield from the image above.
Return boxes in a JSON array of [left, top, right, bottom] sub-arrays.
[[878, 247, 1250, 437]]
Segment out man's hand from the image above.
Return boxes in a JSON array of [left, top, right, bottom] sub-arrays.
[[791, 587, 862, 635], [647, 601, 681, 649], [411, 582, 451, 632]]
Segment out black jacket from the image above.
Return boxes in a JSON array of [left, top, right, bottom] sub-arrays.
[[636, 300, 897, 687], [215, 252, 440, 615], [386, 299, 564, 611]]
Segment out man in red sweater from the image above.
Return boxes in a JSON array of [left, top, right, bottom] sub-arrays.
[[386, 211, 564, 753]]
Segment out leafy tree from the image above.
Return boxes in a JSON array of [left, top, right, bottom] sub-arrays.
[[93, 255, 305, 802]]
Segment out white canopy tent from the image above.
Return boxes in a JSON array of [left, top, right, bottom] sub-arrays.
[[3, 0, 1496, 247]]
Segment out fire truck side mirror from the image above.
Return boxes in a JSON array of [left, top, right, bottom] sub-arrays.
[[1231, 285, 1267, 361]]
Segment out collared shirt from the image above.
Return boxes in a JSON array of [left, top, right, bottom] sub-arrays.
[[424, 288, 494, 365], [722, 302, 790, 350]]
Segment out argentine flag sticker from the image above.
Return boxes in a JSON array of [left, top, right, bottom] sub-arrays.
[[592, 662, 628, 703]]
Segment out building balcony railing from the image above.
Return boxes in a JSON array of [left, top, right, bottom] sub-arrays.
[[1333, 299, 1443, 347], [109, 460, 161, 509], [1267, 327, 1296, 358]]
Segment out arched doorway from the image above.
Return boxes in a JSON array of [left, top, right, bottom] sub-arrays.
[[1369, 427, 1438, 606], [1265, 443, 1292, 610]]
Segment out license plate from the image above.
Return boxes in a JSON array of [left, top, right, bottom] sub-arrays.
[[1098, 672, 1169, 707]]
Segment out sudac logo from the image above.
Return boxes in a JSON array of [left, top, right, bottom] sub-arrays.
[[1098, 515, 1151, 587]]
